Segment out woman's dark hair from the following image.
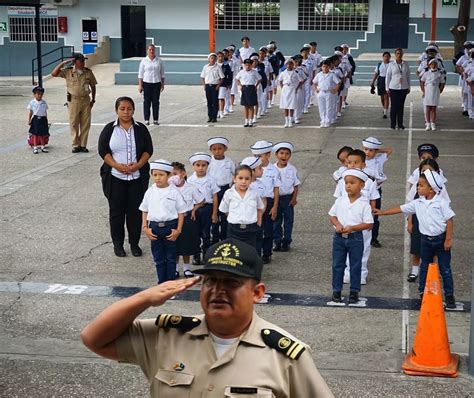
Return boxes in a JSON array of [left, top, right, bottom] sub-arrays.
[[382, 51, 391, 57], [337, 146, 353, 159], [395, 48, 403, 54], [419, 158, 440, 173], [348, 149, 366, 162], [115, 96, 135, 111], [234, 164, 252, 176]]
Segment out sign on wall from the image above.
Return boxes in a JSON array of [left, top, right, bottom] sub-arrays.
[[7, 5, 58, 16], [0, 22, 6, 32], [442, 0, 458, 6]]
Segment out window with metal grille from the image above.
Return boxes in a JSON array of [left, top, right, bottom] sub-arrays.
[[9, 16, 58, 42], [298, 0, 369, 31], [215, 0, 280, 30]]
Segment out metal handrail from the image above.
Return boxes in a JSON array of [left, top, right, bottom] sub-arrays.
[[31, 45, 74, 85]]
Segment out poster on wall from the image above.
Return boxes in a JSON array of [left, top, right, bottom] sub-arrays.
[[7, 5, 58, 16]]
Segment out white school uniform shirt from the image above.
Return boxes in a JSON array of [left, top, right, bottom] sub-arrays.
[[278, 69, 300, 88], [313, 71, 341, 92], [420, 69, 443, 87], [333, 175, 380, 202], [109, 121, 140, 181], [310, 51, 322, 72], [200, 63, 224, 84], [175, 181, 205, 213], [406, 168, 450, 203], [365, 153, 388, 187], [27, 99, 48, 117], [187, 173, 220, 204], [139, 185, 187, 222], [258, 163, 282, 198], [235, 69, 261, 86], [274, 162, 301, 196], [400, 196, 455, 236], [302, 58, 315, 79], [295, 65, 308, 82], [385, 60, 411, 90], [328, 196, 374, 228], [208, 156, 235, 187], [374, 62, 389, 78], [219, 186, 265, 224], [239, 46, 256, 63], [250, 179, 266, 198], [138, 56, 165, 83]]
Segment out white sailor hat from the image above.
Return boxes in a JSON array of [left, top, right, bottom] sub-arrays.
[[425, 45, 438, 52], [341, 43, 349, 48], [342, 168, 369, 182], [250, 140, 273, 155], [250, 54, 259, 60], [208, 52, 217, 59], [464, 41, 473, 47], [189, 152, 212, 165], [272, 141, 294, 153], [266, 44, 274, 50], [428, 58, 438, 65], [150, 159, 173, 173], [334, 51, 344, 57], [259, 46, 268, 52], [303, 43, 311, 49], [362, 136, 382, 149], [207, 136, 229, 148], [240, 156, 262, 169], [422, 169, 443, 193]]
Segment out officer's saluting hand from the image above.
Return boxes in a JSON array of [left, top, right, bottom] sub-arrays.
[[81, 238, 333, 397]]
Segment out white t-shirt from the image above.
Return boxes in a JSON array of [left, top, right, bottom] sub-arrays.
[[239, 46, 256, 62], [250, 179, 266, 198], [175, 181, 205, 212], [275, 162, 301, 196], [187, 173, 220, 204], [328, 196, 374, 228], [27, 99, 48, 117], [219, 186, 265, 224], [208, 156, 235, 187], [138, 56, 165, 83], [365, 153, 388, 187], [210, 333, 238, 359], [200, 64, 224, 84], [139, 185, 187, 222], [313, 72, 340, 92], [400, 196, 455, 236]]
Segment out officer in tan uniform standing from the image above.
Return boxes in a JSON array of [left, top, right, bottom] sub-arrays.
[[81, 238, 333, 397], [52, 53, 97, 153]]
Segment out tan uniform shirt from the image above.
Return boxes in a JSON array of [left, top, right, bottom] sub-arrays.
[[116, 312, 333, 397], [58, 67, 97, 98]]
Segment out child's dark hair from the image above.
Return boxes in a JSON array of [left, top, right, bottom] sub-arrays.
[[171, 161, 187, 180], [348, 149, 366, 162], [418, 158, 440, 173], [337, 146, 353, 160], [115, 96, 135, 111], [234, 164, 252, 176]]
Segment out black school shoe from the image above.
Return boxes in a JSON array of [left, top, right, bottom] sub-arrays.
[[281, 243, 290, 252], [462, 110, 469, 116], [80, 147, 89, 153], [130, 245, 142, 257], [192, 255, 202, 266], [332, 291, 342, 303], [371, 239, 382, 248], [445, 295, 456, 309], [348, 291, 359, 304], [262, 255, 272, 264], [407, 273, 418, 283], [114, 246, 126, 257], [72, 147, 81, 153], [273, 243, 282, 252]]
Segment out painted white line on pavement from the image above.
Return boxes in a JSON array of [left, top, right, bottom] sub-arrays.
[[402, 102, 414, 354]]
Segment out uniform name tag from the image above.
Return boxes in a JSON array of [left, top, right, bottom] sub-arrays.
[[230, 387, 258, 394]]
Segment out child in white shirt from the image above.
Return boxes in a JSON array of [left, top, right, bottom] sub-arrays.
[[27, 86, 49, 154]]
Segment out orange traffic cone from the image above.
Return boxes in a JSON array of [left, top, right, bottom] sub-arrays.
[[402, 263, 459, 377]]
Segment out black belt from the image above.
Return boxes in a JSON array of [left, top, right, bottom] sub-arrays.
[[422, 233, 446, 241], [149, 219, 178, 228], [336, 231, 362, 239], [229, 222, 257, 230]]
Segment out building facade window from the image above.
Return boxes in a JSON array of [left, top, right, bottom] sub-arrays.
[[215, 0, 280, 30], [9, 16, 58, 42], [298, 0, 369, 31]]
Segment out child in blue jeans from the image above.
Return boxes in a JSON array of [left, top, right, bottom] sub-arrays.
[[374, 169, 456, 308], [140, 159, 187, 284], [329, 169, 374, 304]]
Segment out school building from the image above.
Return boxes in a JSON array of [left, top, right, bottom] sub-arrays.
[[0, 0, 473, 84]]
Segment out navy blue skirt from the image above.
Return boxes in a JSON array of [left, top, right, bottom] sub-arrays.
[[29, 115, 50, 136], [176, 213, 200, 255], [240, 85, 257, 107]]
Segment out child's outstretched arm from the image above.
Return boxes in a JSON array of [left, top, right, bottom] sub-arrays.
[[379, 146, 393, 157], [444, 218, 454, 251], [373, 206, 402, 216]]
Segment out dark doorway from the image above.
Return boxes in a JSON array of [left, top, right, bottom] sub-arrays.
[[121, 5, 146, 58], [82, 19, 98, 55], [381, 0, 410, 49]]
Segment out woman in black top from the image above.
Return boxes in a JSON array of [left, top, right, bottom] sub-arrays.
[[98, 96, 153, 257]]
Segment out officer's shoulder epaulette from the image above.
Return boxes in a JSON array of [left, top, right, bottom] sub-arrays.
[[155, 314, 201, 332], [261, 328, 306, 360]]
